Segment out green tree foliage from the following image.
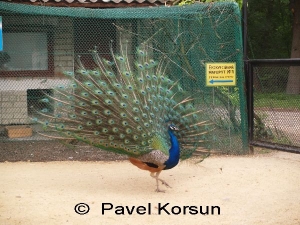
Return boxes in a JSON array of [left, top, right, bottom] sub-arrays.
[[247, 0, 293, 59]]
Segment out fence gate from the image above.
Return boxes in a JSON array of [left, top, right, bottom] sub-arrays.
[[247, 59, 300, 153]]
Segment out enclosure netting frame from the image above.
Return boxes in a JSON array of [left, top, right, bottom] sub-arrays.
[[0, 2, 248, 154]]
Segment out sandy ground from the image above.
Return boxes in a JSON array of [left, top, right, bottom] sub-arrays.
[[0, 151, 300, 225]]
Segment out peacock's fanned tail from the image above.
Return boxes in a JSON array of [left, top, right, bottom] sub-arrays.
[[33, 42, 211, 159]]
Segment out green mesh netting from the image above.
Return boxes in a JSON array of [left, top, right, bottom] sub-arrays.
[[0, 2, 247, 154]]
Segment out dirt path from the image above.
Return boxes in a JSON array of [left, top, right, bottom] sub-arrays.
[[0, 151, 300, 225]]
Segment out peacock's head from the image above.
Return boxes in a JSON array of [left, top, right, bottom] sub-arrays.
[[168, 124, 179, 131]]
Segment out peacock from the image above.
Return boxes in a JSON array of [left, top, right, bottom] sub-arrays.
[[33, 41, 211, 192]]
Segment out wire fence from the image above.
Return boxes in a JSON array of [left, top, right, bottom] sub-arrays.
[[0, 2, 248, 161], [248, 60, 300, 153]]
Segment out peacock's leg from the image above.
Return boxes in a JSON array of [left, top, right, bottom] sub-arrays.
[[157, 177, 171, 188], [150, 172, 162, 192], [155, 170, 171, 188], [150, 171, 171, 192]]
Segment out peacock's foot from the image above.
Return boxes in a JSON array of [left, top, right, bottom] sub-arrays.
[[155, 187, 166, 193], [159, 179, 171, 188], [151, 171, 171, 192]]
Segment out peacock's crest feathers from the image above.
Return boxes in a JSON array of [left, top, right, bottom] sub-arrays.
[[33, 42, 211, 159]]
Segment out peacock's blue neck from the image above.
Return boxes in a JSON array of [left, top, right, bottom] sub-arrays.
[[163, 129, 180, 170]]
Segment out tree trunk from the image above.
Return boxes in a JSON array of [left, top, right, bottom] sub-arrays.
[[286, 0, 300, 94]]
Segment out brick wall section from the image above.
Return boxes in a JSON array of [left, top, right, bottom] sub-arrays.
[[53, 17, 74, 77], [0, 91, 29, 125]]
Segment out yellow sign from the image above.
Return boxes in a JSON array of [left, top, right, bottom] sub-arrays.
[[206, 62, 236, 87]]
